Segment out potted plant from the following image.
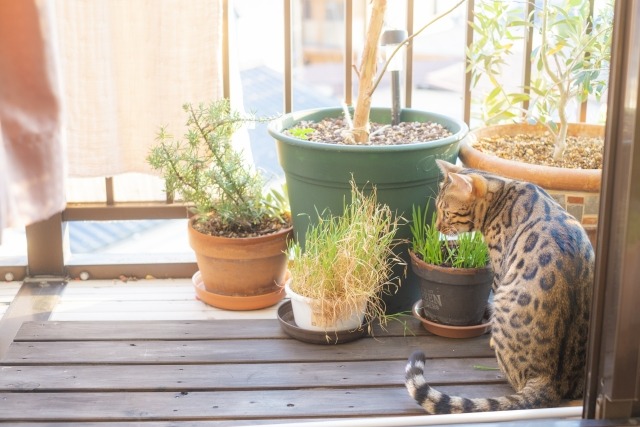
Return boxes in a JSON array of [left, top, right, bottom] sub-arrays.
[[462, 0, 613, 245], [284, 181, 403, 337], [409, 205, 493, 338], [147, 100, 293, 310], [268, 1, 469, 313]]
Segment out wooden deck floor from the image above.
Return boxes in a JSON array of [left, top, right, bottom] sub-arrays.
[[0, 312, 513, 425]]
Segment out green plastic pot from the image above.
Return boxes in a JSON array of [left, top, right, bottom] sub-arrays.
[[268, 107, 468, 313]]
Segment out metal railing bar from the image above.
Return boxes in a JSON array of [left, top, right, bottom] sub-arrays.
[[580, 0, 596, 123], [283, 0, 293, 113], [521, 0, 534, 115], [105, 177, 115, 206], [222, 0, 231, 100], [405, 0, 414, 108], [463, 0, 475, 125], [344, 0, 353, 106]]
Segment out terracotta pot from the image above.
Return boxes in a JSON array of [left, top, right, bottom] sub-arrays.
[[412, 300, 491, 339], [459, 123, 603, 192], [409, 251, 493, 327], [459, 123, 603, 246], [188, 217, 293, 301]]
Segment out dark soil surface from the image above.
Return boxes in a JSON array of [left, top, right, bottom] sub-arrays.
[[193, 213, 291, 238]]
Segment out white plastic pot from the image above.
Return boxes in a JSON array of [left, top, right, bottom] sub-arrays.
[[285, 279, 366, 332]]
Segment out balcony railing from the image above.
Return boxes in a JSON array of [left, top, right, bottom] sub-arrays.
[[0, 0, 602, 281]]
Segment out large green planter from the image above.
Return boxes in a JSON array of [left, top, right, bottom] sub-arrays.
[[268, 107, 468, 313]]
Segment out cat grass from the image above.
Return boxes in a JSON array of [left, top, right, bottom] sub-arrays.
[[288, 181, 403, 328], [410, 205, 489, 269]]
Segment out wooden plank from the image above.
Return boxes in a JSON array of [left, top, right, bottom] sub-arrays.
[[61, 279, 193, 291], [0, 358, 503, 391], [1, 418, 637, 427], [14, 317, 431, 341], [58, 286, 198, 301], [49, 310, 281, 322], [53, 300, 231, 312], [0, 386, 515, 421], [50, 301, 281, 321], [0, 282, 65, 361], [49, 309, 281, 322], [15, 319, 287, 340], [2, 335, 494, 365]]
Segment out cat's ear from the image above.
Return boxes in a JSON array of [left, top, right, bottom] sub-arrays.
[[469, 173, 487, 198], [436, 159, 462, 176], [448, 173, 487, 199], [448, 173, 474, 199]]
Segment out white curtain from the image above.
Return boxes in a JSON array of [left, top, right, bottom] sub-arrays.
[[0, 0, 226, 240], [55, 0, 224, 177]]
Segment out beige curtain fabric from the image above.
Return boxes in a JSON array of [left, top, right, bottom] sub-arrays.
[[56, 0, 224, 177], [0, 0, 65, 237], [0, 0, 225, 239]]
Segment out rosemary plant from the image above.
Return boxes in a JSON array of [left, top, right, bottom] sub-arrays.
[[147, 100, 289, 236]]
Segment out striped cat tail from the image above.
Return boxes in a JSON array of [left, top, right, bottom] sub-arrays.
[[405, 351, 560, 414]]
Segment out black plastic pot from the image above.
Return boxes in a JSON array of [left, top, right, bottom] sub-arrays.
[[409, 251, 493, 327]]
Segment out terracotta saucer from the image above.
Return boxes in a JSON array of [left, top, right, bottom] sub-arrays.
[[277, 301, 369, 345], [192, 271, 285, 311], [412, 300, 491, 339]]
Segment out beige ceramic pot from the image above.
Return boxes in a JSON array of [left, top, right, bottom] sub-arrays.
[[188, 217, 293, 309], [459, 123, 603, 246]]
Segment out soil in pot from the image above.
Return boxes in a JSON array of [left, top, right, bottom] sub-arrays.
[[473, 131, 603, 170], [289, 117, 453, 145]]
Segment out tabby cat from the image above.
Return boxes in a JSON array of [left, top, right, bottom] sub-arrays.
[[405, 159, 594, 414]]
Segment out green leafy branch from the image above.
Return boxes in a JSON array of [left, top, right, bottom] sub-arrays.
[[147, 100, 289, 233]]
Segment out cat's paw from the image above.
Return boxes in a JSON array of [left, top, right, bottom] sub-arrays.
[[489, 337, 495, 349]]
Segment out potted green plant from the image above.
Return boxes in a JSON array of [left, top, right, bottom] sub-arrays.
[[284, 181, 403, 337], [409, 205, 493, 337], [462, 0, 613, 245], [147, 99, 293, 311], [268, 1, 468, 313]]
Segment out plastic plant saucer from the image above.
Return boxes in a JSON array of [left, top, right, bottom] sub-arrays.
[[277, 300, 370, 345], [412, 299, 491, 339], [192, 271, 285, 311]]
